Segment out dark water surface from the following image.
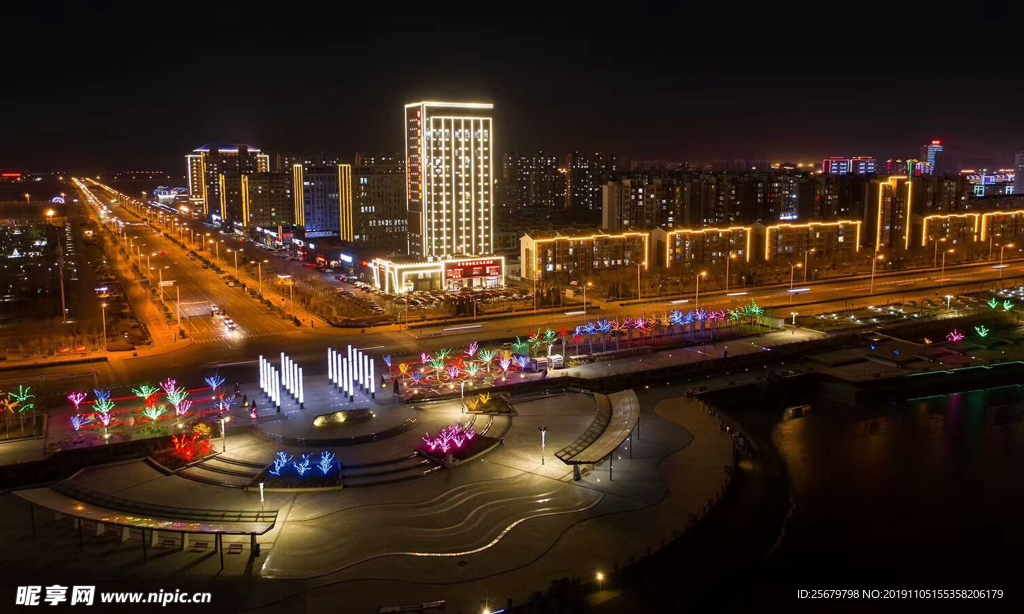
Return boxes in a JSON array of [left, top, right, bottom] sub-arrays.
[[745, 385, 1024, 611]]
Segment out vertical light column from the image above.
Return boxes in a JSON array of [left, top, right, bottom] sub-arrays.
[[341, 357, 348, 398], [328, 348, 335, 383], [275, 368, 281, 411], [280, 352, 286, 393], [363, 354, 370, 391], [298, 367, 304, 408], [336, 352, 343, 391], [259, 356, 265, 392], [370, 359, 376, 399], [292, 362, 299, 400], [356, 349, 363, 391], [344, 357, 353, 401]]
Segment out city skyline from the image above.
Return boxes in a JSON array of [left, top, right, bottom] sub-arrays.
[[1, 12, 1019, 172]]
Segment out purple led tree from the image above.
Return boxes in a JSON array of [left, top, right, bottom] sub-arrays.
[[67, 392, 87, 412]]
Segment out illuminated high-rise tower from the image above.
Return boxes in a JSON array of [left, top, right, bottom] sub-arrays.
[[405, 101, 494, 259], [186, 144, 269, 218]]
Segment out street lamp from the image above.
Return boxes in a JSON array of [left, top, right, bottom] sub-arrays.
[[258, 259, 268, 296], [725, 252, 737, 293], [100, 302, 107, 352], [932, 237, 946, 269], [940, 248, 954, 281], [229, 248, 241, 277], [870, 254, 885, 295], [803, 248, 814, 282], [539, 426, 547, 465], [694, 270, 708, 309], [636, 261, 644, 300], [596, 571, 604, 592], [999, 243, 1015, 279], [278, 274, 294, 318], [533, 268, 540, 313], [23, 193, 29, 204], [583, 281, 593, 318], [789, 262, 802, 291], [220, 416, 231, 452]]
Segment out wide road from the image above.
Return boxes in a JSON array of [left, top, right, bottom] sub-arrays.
[[87, 185, 297, 344], [11, 178, 1021, 397]]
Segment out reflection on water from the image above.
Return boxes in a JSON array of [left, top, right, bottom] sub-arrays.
[[761, 385, 1024, 604]]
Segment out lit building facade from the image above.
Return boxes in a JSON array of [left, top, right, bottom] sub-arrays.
[[291, 164, 350, 235], [920, 213, 979, 248], [405, 101, 494, 259], [822, 157, 876, 175], [501, 152, 564, 218], [867, 176, 920, 251], [565, 152, 620, 217], [601, 175, 680, 231], [371, 256, 505, 294], [354, 154, 407, 255], [980, 210, 1024, 243], [185, 144, 269, 217], [763, 221, 861, 261], [521, 230, 648, 283], [245, 172, 293, 229], [657, 226, 752, 268], [920, 140, 943, 175]]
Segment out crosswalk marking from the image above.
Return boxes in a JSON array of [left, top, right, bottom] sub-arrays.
[[192, 331, 293, 344]]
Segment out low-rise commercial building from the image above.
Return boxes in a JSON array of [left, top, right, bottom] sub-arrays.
[[520, 229, 648, 282], [763, 220, 861, 261]]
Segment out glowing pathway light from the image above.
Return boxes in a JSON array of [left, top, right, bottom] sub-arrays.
[[370, 359, 376, 399], [328, 348, 335, 383], [336, 351, 343, 392]]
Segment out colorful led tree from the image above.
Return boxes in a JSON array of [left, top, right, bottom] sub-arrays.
[[218, 395, 233, 412], [947, 329, 965, 344], [142, 405, 166, 425], [436, 348, 452, 361], [975, 325, 990, 338], [160, 378, 178, 395], [543, 329, 558, 355], [172, 431, 212, 462], [465, 363, 481, 378], [478, 349, 496, 373], [175, 399, 193, 418], [430, 357, 447, 380], [399, 363, 411, 378], [421, 423, 477, 454], [204, 374, 225, 396], [317, 451, 336, 475], [93, 389, 112, 404], [514, 354, 530, 370], [499, 357, 512, 380], [411, 371, 424, 385], [383, 355, 393, 369], [94, 399, 115, 428], [1, 394, 19, 435], [988, 297, 1000, 309], [293, 453, 312, 476], [9, 386, 34, 432], [270, 451, 292, 476], [1004, 300, 1014, 311], [528, 330, 540, 357], [558, 328, 570, 356], [70, 414, 90, 435], [421, 352, 432, 365], [512, 337, 529, 356], [465, 342, 479, 359], [132, 385, 159, 404], [67, 391, 87, 412], [447, 365, 460, 381]]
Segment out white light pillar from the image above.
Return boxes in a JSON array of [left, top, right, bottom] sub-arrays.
[[259, 356, 265, 391], [336, 352, 343, 391], [292, 362, 298, 399], [370, 359, 376, 399], [275, 368, 281, 410], [356, 350, 363, 390], [328, 348, 334, 383], [298, 367, 304, 408], [280, 352, 286, 392], [363, 354, 370, 391]]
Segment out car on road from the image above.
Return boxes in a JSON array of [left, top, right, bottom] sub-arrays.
[[211, 305, 221, 316]]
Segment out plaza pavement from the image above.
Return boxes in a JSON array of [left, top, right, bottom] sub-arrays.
[[0, 387, 735, 613]]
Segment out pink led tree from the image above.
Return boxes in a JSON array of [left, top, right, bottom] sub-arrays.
[[67, 391, 87, 412]]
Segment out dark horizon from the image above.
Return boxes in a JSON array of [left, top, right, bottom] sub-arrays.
[[2, 8, 1019, 173]]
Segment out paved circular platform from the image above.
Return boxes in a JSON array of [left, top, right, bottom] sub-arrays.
[[254, 404, 422, 446]]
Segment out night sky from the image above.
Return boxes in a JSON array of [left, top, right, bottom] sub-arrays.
[[1, 9, 1017, 174]]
